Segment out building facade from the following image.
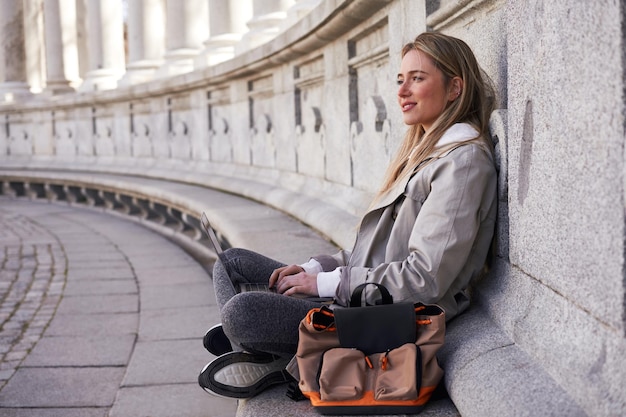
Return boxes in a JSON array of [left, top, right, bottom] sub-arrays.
[[0, 1, 624, 416]]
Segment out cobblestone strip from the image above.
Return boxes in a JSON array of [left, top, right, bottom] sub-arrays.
[[0, 209, 66, 389]]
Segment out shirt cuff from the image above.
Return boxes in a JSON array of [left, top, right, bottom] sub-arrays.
[[300, 258, 323, 274], [317, 269, 341, 298]]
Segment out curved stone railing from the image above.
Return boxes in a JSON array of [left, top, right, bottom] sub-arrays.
[[0, 0, 412, 251]]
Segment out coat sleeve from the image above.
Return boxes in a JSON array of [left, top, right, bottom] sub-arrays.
[[335, 145, 496, 307], [313, 250, 351, 272]]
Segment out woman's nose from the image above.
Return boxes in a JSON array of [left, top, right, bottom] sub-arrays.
[[397, 81, 408, 96]]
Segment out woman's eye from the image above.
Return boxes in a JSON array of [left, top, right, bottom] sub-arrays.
[[396, 79, 404, 85], [412, 76, 422, 82]]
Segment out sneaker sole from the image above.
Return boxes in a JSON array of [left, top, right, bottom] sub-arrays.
[[198, 352, 290, 399]]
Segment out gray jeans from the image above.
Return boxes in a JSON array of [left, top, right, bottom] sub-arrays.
[[213, 248, 321, 358]]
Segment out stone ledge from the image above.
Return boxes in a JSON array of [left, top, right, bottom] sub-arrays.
[[439, 306, 587, 417], [240, 305, 587, 417]]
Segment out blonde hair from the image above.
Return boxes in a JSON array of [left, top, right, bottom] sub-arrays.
[[377, 32, 495, 198]]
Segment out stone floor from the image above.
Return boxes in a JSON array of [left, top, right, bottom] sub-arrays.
[[0, 197, 236, 417]]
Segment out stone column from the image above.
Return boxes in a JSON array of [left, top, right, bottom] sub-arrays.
[[79, 0, 125, 91], [157, 0, 208, 77], [75, 0, 89, 80], [119, 0, 165, 86], [43, 0, 80, 94], [0, 0, 32, 102], [237, 0, 294, 53], [195, 0, 253, 68], [23, 0, 45, 94]]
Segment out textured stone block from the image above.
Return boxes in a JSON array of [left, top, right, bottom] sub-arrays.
[[139, 305, 219, 341], [108, 384, 236, 417], [0, 368, 124, 407], [122, 339, 208, 386], [22, 335, 135, 367]]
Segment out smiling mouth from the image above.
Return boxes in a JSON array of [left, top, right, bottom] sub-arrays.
[[402, 103, 416, 112]]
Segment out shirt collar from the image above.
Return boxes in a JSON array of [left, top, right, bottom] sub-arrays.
[[435, 123, 479, 148]]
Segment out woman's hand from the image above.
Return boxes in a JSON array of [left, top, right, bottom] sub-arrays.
[[269, 265, 319, 297]]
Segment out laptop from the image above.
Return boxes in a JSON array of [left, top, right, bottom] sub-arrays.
[[200, 212, 332, 303], [201, 212, 268, 292]]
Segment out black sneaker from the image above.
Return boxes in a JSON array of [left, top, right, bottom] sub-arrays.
[[203, 324, 233, 356], [198, 351, 291, 399]]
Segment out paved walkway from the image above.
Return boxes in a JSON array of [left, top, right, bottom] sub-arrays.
[[0, 197, 236, 417]]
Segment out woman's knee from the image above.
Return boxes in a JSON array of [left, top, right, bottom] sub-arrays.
[[221, 292, 263, 341]]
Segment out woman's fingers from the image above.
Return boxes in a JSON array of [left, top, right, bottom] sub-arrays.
[[277, 272, 319, 296], [269, 264, 303, 288]]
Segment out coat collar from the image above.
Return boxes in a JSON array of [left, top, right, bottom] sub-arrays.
[[369, 123, 479, 211]]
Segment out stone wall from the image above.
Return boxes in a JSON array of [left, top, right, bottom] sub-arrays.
[[479, 1, 626, 416], [0, 1, 624, 416]]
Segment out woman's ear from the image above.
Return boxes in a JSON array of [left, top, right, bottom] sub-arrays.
[[448, 77, 463, 102]]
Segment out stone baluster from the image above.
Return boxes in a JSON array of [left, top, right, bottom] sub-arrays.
[[237, 0, 294, 53], [75, 0, 88, 81], [157, 0, 208, 77], [119, 0, 166, 86], [0, 0, 32, 102], [43, 0, 80, 94], [195, 0, 253, 68], [79, 0, 125, 92]]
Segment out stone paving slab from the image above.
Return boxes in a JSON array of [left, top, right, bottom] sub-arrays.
[[124, 249, 206, 268], [54, 294, 139, 315], [132, 264, 212, 286], [67, 258, 131, 269], [0, 408, 107, 417], [66, 267, 136, 280], [139, 305, 219, 341], [122, 339, 209, 386], [22, 335, 135, 367], [63, 279, 138, 296], [140, 282, 214, 310], [44, 313, 138, 337], [0, 367, 126, 407], [110, 384, 236, 417]]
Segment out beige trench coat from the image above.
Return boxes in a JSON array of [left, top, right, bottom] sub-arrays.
[[315, 141, 498, 321]]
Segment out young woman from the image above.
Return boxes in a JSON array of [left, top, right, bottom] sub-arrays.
[[199, 31, 498, 399]]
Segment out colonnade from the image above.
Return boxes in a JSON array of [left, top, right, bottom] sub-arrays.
[[0, 0, 321, 100]]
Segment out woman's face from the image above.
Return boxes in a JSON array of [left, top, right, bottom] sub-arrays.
[[397, 49, 453, 131]]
